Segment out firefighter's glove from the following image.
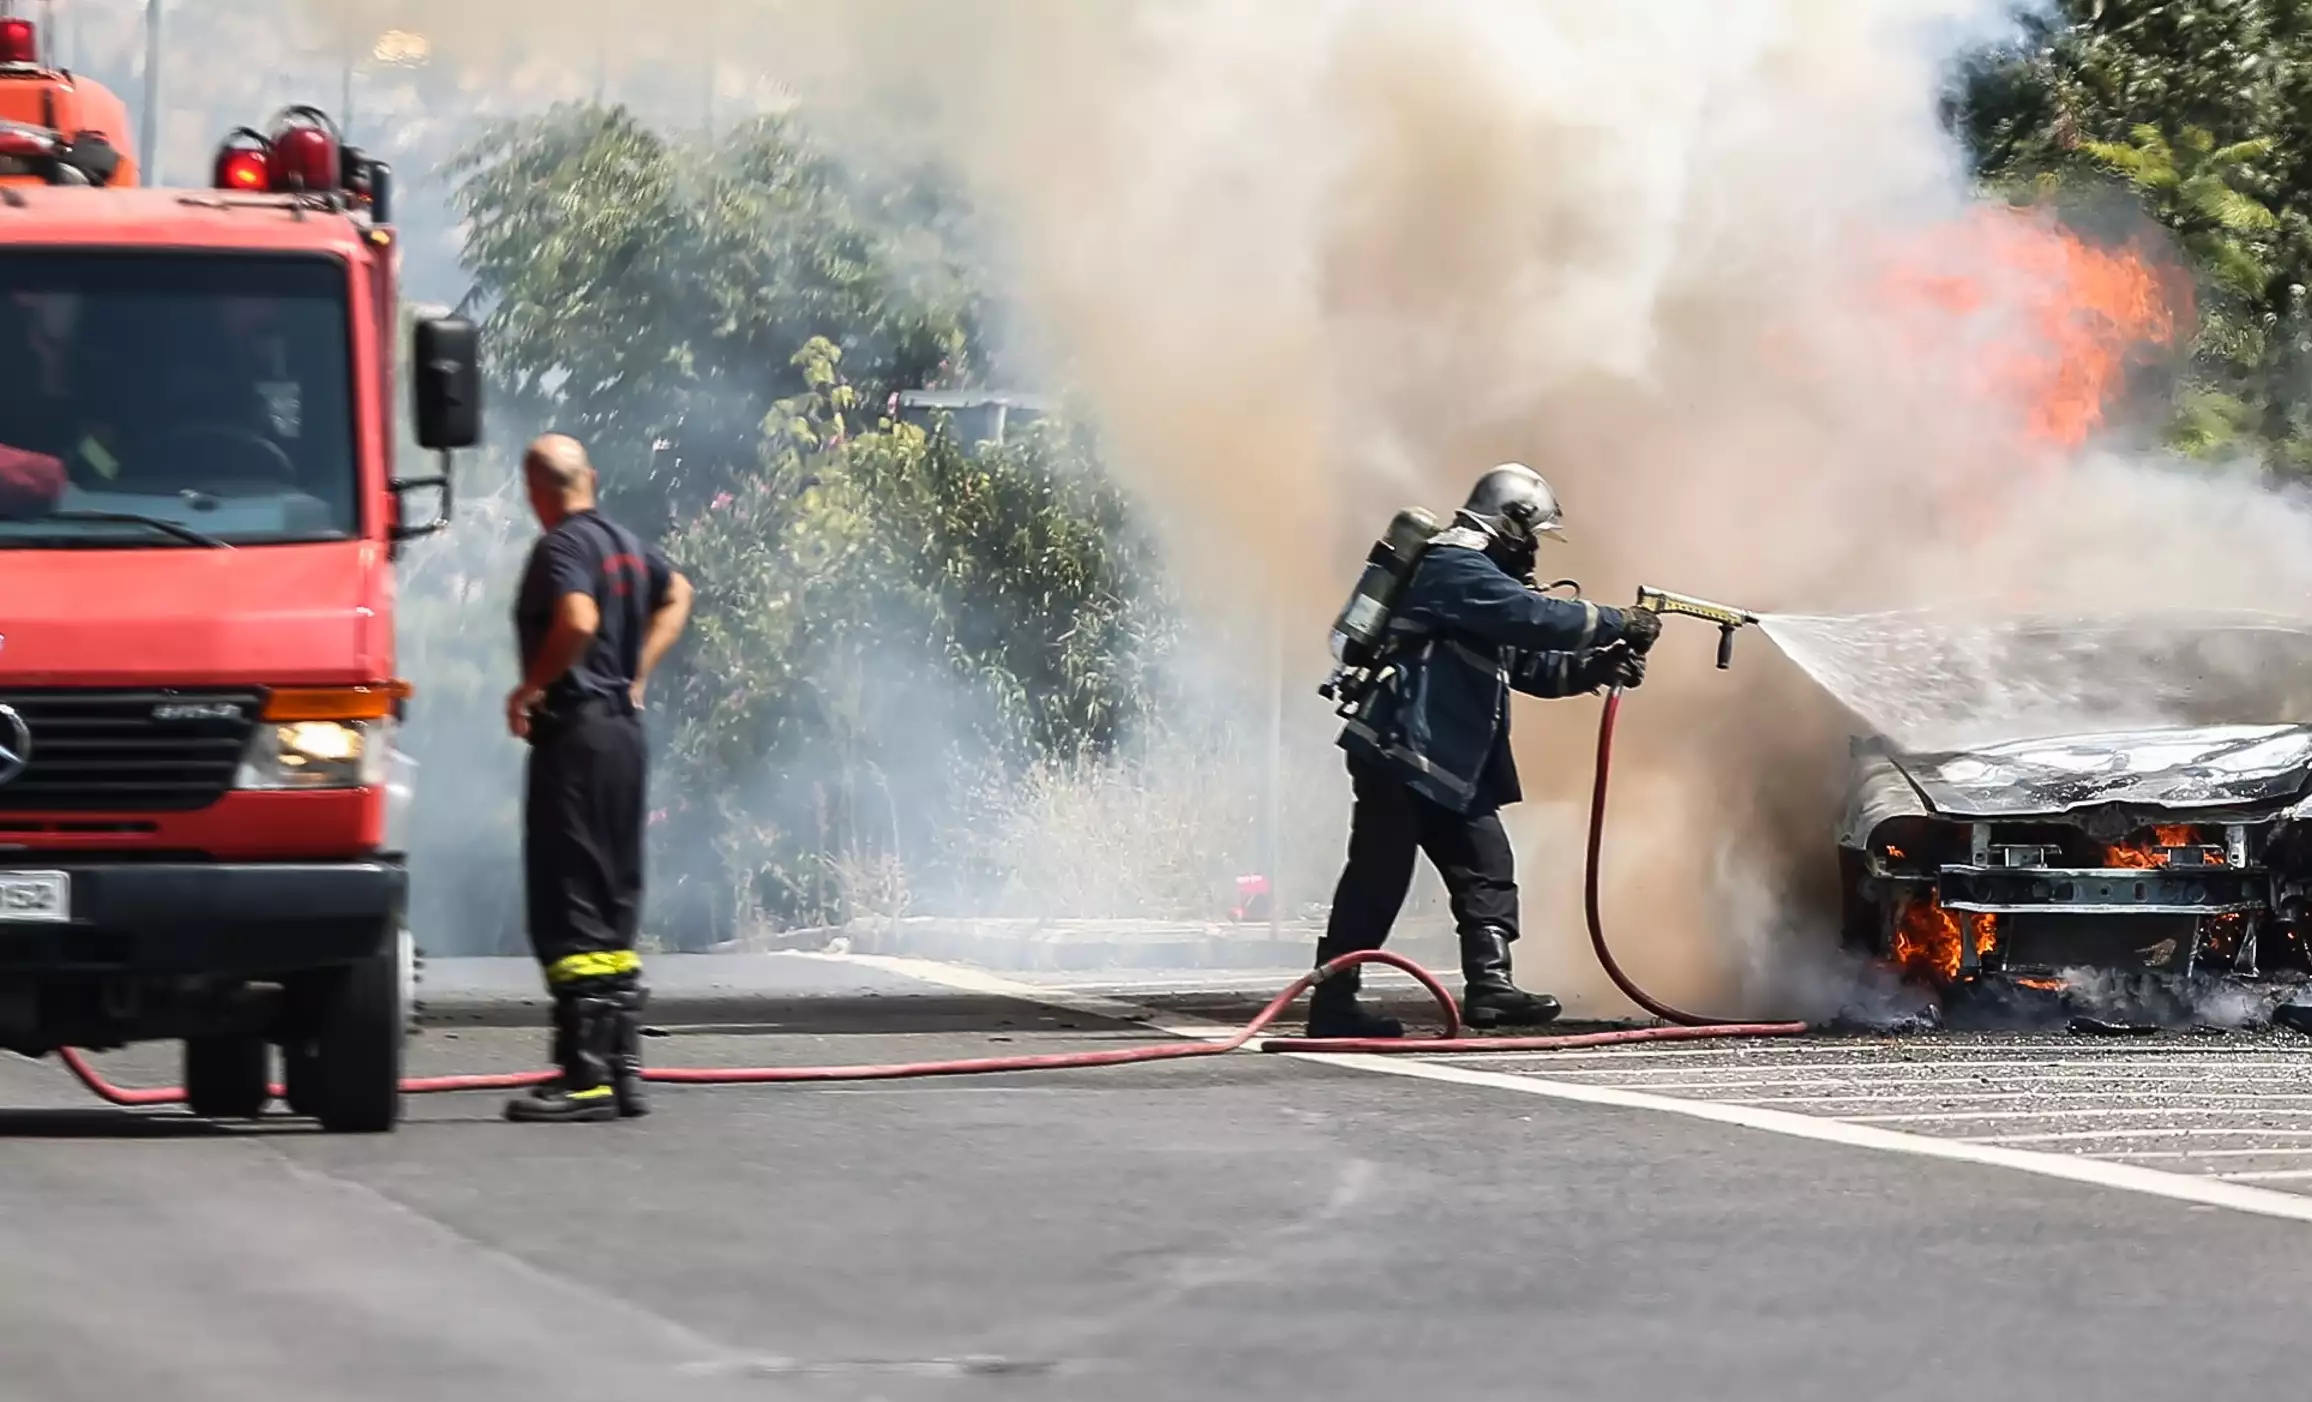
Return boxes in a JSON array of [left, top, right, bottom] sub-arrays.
[[1578, 644, 1645, 692], [1614, 606, 1662, 655]]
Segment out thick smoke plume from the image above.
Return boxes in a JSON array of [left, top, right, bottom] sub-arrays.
[[317, 1, 2312, 1011]]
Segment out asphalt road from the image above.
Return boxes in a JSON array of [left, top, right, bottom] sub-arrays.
[[5, 954, 2312, 1401]]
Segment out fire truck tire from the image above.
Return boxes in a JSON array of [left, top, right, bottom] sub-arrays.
[[304, 933, 405, 1134], [182, 1033, 270, 1120]]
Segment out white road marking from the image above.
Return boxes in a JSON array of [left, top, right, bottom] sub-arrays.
[[807, 1086, 1072, 1095], [812, 953, 1192, 1027], [1561, 1075, 2312, 1094], [2090, 1147, 2312, 1161], [1966, 1127, 2312, 1145], [1846, 1106, 2312, 1124], [1428, 1045, 2304, 1065], [1288, 1053, 2312, 1226], [2217, 1168, 2312, 1183], [815, 953, 1243, 1045], [1427, 1056, 2312, 1074], [818, 954, 2312, 1226], [1525, 1076, 1884, 1091], [1723, 1089, 2312, 1107]]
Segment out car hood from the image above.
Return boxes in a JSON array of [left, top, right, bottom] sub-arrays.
[[1889, 724, 2312, 818], [0, 542, 392, 686]]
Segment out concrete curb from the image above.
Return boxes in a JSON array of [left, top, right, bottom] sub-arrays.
[[709, 915, 1463, 972]]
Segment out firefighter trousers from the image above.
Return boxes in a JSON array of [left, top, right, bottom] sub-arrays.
[[1321, 756, 1520, 960], [523, 700, 649, 989]]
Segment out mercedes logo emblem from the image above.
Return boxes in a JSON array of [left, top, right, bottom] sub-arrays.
[[0, 705, 28, 786]]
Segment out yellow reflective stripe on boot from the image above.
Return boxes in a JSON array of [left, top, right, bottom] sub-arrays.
[[545, 951, 641, 985], [565, 1086, 615, 1102]]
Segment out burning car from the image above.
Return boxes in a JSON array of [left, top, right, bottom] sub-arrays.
[[1839, 724, 2312, 986], [1820, 614, 2312, 993]]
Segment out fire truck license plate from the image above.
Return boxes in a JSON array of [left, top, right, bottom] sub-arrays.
[[0, 873, 67, 923]]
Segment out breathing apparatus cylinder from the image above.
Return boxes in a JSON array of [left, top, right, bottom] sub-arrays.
[[1328, 507, 1440, 668], [1319, 507, 1441, 713]]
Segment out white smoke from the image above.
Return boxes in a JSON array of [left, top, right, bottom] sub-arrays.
[[289, 1, 2312, 1003]]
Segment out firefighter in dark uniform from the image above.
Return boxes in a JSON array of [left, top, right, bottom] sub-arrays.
[[1311, 463, 1660, 1038], [504, 434, 694, 1122]]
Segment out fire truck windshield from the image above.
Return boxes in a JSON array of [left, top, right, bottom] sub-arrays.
[[0, 252, 357, 547]]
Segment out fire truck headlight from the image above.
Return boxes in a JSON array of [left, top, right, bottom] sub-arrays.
[[236, 719, 389, 790]]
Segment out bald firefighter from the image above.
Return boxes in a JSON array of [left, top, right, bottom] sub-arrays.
[[1312, 464, 1659, 1038], [504, 434, 693, 1122]]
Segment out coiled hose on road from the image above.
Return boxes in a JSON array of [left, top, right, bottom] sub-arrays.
[[57, 687, 1808, 1110]]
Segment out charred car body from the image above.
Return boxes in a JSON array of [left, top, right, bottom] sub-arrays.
[[1842, 725, 2312, 984], [1830, 616, 2312, 992]]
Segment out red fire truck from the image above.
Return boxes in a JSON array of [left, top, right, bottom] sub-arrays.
[[0, 16, 480, 1132]]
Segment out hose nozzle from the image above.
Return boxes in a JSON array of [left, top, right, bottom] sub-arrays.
[[1634, 586, 1762, 669]]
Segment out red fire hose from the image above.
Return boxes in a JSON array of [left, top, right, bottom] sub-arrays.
[[55, 687, 1806, 1111], [56, 949, 1457, 1105]]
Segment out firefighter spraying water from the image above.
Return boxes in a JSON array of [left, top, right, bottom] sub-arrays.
[[1306, 464, 1662, 1038]]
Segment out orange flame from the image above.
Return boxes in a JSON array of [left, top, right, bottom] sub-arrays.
[[1892, 891, 1999, 985], [2105, 825, 2224, 869], [1879, 207, 2182, 451]]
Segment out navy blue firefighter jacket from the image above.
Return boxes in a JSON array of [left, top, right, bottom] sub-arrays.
[[1339, 536, 1635, 815]]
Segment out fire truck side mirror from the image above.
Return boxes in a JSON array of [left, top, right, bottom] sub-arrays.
[[412, 316, 482, 451]]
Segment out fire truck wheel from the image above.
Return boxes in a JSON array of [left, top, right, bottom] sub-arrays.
[[183, 1033, 270, 1120], [304, 931, 405, 1134]]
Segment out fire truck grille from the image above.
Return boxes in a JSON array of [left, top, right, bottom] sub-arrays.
[[0, 690, 263, 813]]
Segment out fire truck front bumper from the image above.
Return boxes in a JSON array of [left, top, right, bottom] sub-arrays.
[[0, 858, 404, 977]]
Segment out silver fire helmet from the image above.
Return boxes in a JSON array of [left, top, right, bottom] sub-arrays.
[[1459, 463, 1566, 547]]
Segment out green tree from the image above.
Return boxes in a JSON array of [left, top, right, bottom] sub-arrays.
[[405, 106, 1172, 949], [2077, 125, 2277, 297], [652, 340, 1173, 938], [448, 103, 984, 525], [2076, 122, 2285, 451], [1953, 0, 2312, 463], [1955, 0, 2280, 175]]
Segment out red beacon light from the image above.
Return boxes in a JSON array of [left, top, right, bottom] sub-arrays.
[[0, 18, 38, 66], [208, 108, 383, 215], [266, 106, 342, 193], [212, 128, 271, 192]]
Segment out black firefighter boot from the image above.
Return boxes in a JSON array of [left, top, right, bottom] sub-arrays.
[[610, 976, 650, 1119], [504, 990, 621, 1123], [1460, 925, 1564, 1030], [1304, 945, 1404, 1039]]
